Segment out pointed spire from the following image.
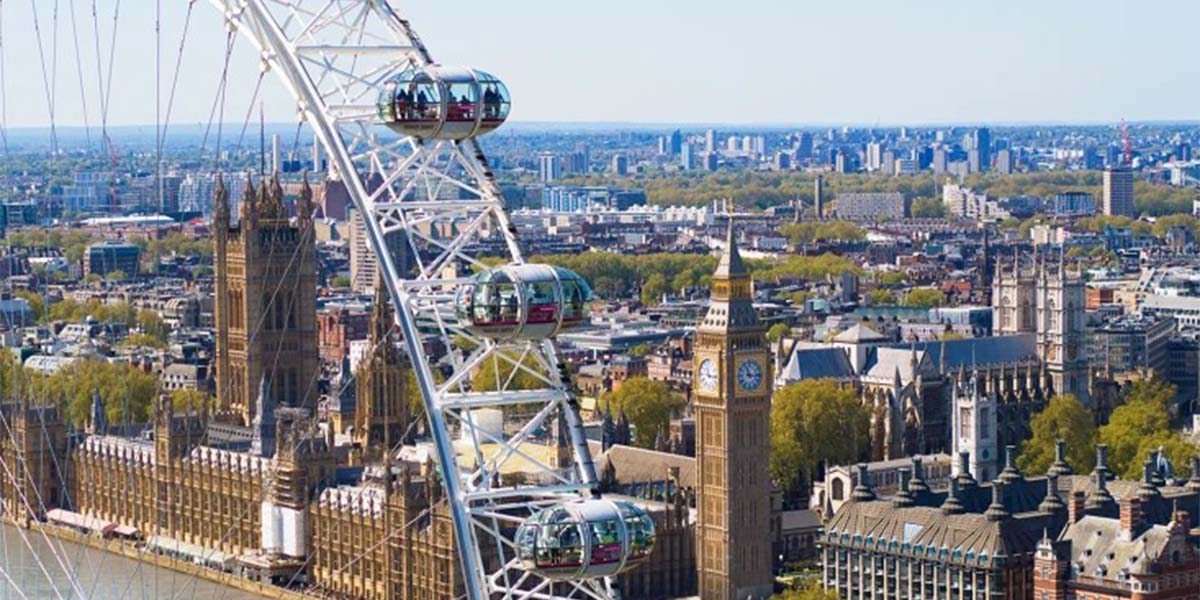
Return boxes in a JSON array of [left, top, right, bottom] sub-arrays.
[[213, 172, 230, 226], [713, 217, 747, 279], [370, 275, 393, 345], [88, 388, 107, 436], [296, 170, 315, 223], [250, 375, 276, 458], [240, 171, 257, 226]]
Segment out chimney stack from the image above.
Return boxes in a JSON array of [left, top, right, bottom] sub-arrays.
[[1068, 490, 1086, 524], [985, 481, 1009, 521], [1049, 438, 1072, 476], [941, 478, 965, 515], [956, 451, 977, 488], [1119, 496, 1143, 540], [851, 463, 876, 502], [1093, 444, 1110, 482], [909, 456, 930, 494], [893, 468, 915, 508]]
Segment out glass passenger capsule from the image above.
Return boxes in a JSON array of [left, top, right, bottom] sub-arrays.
[[514, 499, 656, 581], [377, 65, 510, 140], [455, 264, 592, 340]]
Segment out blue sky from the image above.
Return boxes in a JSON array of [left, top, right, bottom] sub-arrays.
[[0, 0, 1195, 128]]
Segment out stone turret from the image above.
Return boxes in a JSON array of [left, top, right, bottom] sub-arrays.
[[251, 375, 276, 458]]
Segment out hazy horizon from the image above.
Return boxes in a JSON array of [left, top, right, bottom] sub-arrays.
[[0, 1, 1195, 128]]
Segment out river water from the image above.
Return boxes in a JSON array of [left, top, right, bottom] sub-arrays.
[[0, 524, 267, 599]]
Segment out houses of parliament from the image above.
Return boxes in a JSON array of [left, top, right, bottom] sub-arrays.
[[0, 174, 460, 599]]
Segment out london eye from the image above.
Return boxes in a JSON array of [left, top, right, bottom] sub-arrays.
[[203, 1, 652, 598]]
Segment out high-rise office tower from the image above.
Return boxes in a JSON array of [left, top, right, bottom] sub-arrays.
[[681, 142, 695, 171], [1102, 166, 1134, 217], [538, 153, 560, 183], [973, 127, 992, 170], [669, 129, 683, 155], [705, 129, 717, 154], [995, 149, 1013, 175], [693, 226, 773, 600], [611, 153, 628, 176], [866, 141, 884, 172], [814, 175, 824, 220], [796, 132, 813, 159]]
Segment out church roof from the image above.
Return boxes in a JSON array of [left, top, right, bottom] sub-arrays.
[[778, 347, 855, 382], [595, 445, 695, 489], [834, 323, 888, 344], [912, 334, 1038, 369], [863, 348, 934, 384]]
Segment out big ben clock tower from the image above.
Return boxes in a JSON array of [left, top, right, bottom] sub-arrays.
[[693, 223, 773, 600]]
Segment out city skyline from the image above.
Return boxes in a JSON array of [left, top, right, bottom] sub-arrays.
[[0, 0, 1196, 128]]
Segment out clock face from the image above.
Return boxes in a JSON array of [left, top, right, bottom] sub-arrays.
[[698, 359, 718, 391], [737, 360, 763, 391]]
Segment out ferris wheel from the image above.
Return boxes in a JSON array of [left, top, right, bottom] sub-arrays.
[[201, 2, 654, 599]]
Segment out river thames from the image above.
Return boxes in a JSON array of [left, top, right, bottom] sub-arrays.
[[0, 525, 266, 599]]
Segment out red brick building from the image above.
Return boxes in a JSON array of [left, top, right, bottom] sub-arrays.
[[1035, 494, 1198, 600], [317, 308, 370, 363]]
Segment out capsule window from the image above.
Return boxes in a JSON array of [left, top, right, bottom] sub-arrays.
[[537, 523, 584, 568], [477, 72, 511, 125], [445, 82, 478, 122], [589, 519, 624, 565]]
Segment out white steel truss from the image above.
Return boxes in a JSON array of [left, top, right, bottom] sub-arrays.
[[205, 2, 608, 599]]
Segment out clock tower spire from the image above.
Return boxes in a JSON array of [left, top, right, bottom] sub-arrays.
[[693, 220, 773, 600]]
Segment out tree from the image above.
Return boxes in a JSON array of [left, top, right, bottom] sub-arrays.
[[137, 310, 170, 345], [1123, 378, 1175, 409], [599, 378, 684, 449], [470, 351, 546, 393], [170, 389, 214, 413], [901, 288, 945, 308], [767, 323, 791, 342], [13, 290, 45, 322], [866, 289, 895, 305], [773, 581, 840, 600], [1099, 382, 1175, 478], [779, 221, 865, 245], [628, 343, 653, 357], [1018, 394, 1097, 475], [770, 379, 870, 496], [910, 197, 946, 218], [1130, 431, 1198, 480], [27, 360, 160, 427], [330, 275, 351, 288], [640, 273, 670, 305]]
